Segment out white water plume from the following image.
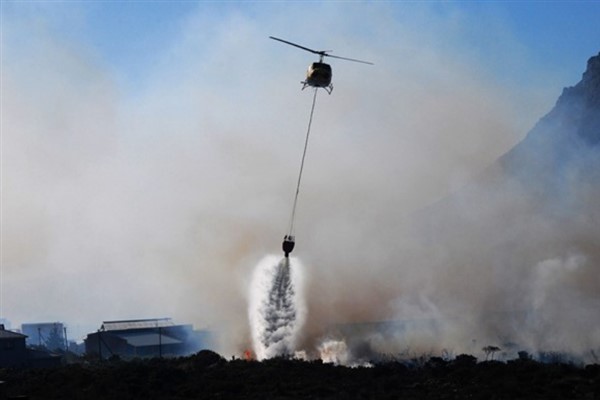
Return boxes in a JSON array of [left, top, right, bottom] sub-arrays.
[[248, 255, 306, 360]]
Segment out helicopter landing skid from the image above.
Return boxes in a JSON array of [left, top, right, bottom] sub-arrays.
[[301, 81, 333, 94]]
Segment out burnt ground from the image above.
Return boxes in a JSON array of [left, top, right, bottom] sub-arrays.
[[1, 351, 599, 399]]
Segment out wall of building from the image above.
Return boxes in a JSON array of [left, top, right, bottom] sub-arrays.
[[84, 325, 213, 360], [21, 322, 65, 350], [0, 327, 28, 368]]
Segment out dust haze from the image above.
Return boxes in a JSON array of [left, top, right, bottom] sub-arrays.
[[2, 3, 597, 360]]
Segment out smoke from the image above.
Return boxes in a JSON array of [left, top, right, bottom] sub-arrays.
[[2, 2, 599, 361], [248, 255, 305, 360]]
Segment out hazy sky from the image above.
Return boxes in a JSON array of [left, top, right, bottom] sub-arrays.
[[1, 1, 600, 350], [3, 1, 599, 92]]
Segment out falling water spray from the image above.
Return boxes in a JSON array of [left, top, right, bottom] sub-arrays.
[[248, 255, 306, 360]]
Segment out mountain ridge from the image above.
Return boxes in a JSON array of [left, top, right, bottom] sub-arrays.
[[398, 52, 600, 352], [497, 51, 600, 194]]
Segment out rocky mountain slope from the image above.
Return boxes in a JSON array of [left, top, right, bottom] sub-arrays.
[[499, 52, 600, 195], [388, 52, 600, 360]]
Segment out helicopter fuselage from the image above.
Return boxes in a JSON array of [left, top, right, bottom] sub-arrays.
[[303, 62, 333, 92]]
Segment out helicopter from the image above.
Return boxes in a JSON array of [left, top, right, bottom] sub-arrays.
[[269, 36, 373, 94]]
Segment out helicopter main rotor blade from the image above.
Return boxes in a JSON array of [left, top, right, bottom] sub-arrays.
[[325, 53, 374, 65], [269, 36, 325, 56], [270, 36, 373, 65]]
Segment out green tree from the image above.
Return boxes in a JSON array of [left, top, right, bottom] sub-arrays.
[[45, 324, 65, 352]]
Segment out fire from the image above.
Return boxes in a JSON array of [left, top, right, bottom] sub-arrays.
[[243, 349, 254, 361]]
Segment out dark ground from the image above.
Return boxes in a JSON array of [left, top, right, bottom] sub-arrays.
[[1, 351, 599, 399]]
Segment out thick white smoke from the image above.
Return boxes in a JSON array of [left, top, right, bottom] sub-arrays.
[[2, 3, 599, 361]]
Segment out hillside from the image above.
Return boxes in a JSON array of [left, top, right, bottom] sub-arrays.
[[499, 51, 600, 195], [377, 52, 600, 363]]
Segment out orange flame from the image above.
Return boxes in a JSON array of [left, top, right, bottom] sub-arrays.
[[243, 349, 254, 361]]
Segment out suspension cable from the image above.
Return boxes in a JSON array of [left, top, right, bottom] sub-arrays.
[[288, 88, 319, 236]]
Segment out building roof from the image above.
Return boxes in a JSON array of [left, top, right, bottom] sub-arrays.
[[101, 318, 174, 331], [0, 327, 27, 340], [22, 322, 64, 328]]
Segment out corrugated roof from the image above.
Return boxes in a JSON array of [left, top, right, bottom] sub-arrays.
[[101, 318, 174, 331]]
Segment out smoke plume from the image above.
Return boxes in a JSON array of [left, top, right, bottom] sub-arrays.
[[2, 3, 598, 362]]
